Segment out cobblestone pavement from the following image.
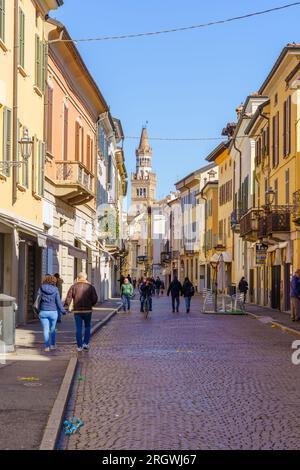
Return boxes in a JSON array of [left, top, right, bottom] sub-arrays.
[[64, 294, 300, 450]]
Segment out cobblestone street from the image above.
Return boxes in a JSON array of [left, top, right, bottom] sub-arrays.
[[64, 294, 300, 450]]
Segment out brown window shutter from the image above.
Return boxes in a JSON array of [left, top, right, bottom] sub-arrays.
[[272, 115, 276, 168], [63, 105, 68, 160], [47, 87, 53, 153], [283, 100, 287, 156], [86, 135, 91, 170], [266, 126, 269, 156], [81, 127, 84, 164], [276, 112, 279, 166], [287, 95, 291, 155], [75, 122, 79, 161]]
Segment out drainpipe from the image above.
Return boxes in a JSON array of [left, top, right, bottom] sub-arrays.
[[199, 191, 208, 288], [12, 0, 19, 204]]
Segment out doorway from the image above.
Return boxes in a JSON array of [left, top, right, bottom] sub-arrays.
[[249, 269, 254, 303], [271, 265, 281, 310], [284, 263, 291, 311]]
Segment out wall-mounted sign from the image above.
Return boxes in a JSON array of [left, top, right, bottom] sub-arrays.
[[256, 243, 268, 265]]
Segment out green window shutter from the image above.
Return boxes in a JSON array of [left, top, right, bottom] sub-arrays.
[[3, 107, 12, 176], [35, 34, 40, 88], [32, 137, 37, 193], [19, 9, 25, 68], [41, 42, 47, 93], [16, 119, 20, 183], [0, 0, 5, 42]]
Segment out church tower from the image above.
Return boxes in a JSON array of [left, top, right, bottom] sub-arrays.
[[130, 127, 156, 215]]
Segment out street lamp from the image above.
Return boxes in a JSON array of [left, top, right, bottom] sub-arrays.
[[265, 187, 275, 207], [0, 127, 33, 172]]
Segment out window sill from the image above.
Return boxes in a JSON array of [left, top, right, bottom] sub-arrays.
[[32, 192, 42, 201], [33, 85, 43, 97], [17, 183, 27, 193], [18, 65, 27, 78], [0, 39, 8, 53]]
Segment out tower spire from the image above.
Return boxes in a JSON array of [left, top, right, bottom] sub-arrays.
[[136, 127, 152, 157]]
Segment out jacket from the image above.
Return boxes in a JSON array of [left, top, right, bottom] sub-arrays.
[[121, 283, 134, 297], [291, 275, 300, 298], [238, 279, 248, 293], [167, 280, 183, 297], [64, 281, 98, 313], [182, 281, 194, 297], [38, 284, 65, 313], [139, 283, 153, 298]]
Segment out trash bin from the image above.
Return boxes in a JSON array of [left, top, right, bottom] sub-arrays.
[[0, 294, 17, 352]]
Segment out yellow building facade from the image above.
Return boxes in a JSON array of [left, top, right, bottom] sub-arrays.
[[243, 45, 300, 311], [0, 0, 63, 321]]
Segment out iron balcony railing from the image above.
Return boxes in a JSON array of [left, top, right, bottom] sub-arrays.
[[266, 209, 290, 234], [293, 190, 300, 224], [240, 209, 263, 239], [161, 251, 171, 264]]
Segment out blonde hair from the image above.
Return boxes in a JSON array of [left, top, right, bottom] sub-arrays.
[[77, 272, 88, 281]]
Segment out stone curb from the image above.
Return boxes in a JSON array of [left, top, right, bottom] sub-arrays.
[[246, 311, 300, 338], [39, 303, 122, 450], [39, 355, 78, 450]]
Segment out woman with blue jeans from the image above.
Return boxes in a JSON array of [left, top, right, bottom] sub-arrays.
[[37, 275, 66, 352]]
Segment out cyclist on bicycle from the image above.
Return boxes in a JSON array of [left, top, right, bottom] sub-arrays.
[[139, 277, 154, 313]]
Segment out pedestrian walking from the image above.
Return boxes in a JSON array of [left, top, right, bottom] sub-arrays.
[[139, 277, 153, 313], [160, 280, 165, 295], [238, 277, 249, 303], [167, 276, 183, 313], [35, 275, 66, 352], [182, 277, 195, 313], [121, 278, 134, 313], [64, 272, 98, 352], [155, 276, 162, 297], [54, 273, 64, 323], [290, 269, 300, 321], [127, 274, 133, 285], [118, 274, 125, 290], [133, 277, 137, 289]]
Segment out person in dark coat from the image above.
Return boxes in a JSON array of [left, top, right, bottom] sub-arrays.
[[290, 269, 300, 321], [127, 274, 132, 285], [182, 277, 195, 313], [155, 276, 162, 297], [167, 276, 183, 313], [238, 277, 249, 303]]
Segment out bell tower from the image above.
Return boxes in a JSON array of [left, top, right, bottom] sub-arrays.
[[130, 127, 156, 215]]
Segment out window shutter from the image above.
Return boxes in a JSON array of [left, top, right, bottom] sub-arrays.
[[283, 100, 287, 156], [3, 107, 12, 176], [47, 86, 53, 152], [19, 9, 25, 68], [16, 119, 20, 183], [41, 42, 47, 93], [75, 122, 79, 161], [287, 95, 291, 155], [86, 135, 91, 170], [285, 169, 290, 204], [40, 142, 45, 196], [272, 115, 276, 168], [276, 112, 279, 166], [35, 34, 40, 87], [81, 127, 84, 164], [32, 137, 37, 194], [90, 139, 94, 174], [63, 105, 68, 160], [0, 0, 5, 42]]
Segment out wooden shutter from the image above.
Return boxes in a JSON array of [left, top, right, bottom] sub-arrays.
[[3, 107, 12, 176], [274, 178, 278, 206], [75, 122, 80, 161], [283, 100, 287, 156], [285, 169, 290, 204], [63, 105, 68, 160], [0, 0, 5, 42], [90, 139, 93, 174], [41, 42, 47, 93], [47, 86, 53, 152], [40, 142, 45, 196], [81, 127, 84, 164], [19, 9, 25, 68], [86, 135, 91, 170], [287, 95, 291, 156], [35, 34, 40, 87], [32, 137, 37, 194], [276, 112, 279, 166]]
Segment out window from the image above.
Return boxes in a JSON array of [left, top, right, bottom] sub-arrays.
[[274, 178, 278, 206], [19, 8, 25, 68], [47, 86, 53, 153], [33, 138, 45, 196], [3, 107, 12, 176], [274, 93, 278, 106], [283, 96, 291, 157], [0, 0, 5, 42], [86, 135, 93, 172], [285, 169, 290, 204], [228, 216, 231, 238], [35, 35, 46, 92], [63, 104, 68, 160]]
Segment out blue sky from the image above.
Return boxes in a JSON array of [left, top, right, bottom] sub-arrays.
[[54, 1, 300, 201]]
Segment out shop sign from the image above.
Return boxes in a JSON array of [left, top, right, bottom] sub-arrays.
[[256, 243, 268, 265]]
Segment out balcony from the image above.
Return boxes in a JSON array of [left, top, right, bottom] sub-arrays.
[[53, 161, 94, 206], [240, 209, 263, 241], [137, 255, 148, 264], [171, 250, 180, 260], [266, 209, 290, 239]]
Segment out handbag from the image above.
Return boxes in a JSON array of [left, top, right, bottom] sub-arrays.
[[33, 292, 42, 317]]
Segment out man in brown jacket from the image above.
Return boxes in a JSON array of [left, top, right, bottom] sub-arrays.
[[64, 272, 98, 352]]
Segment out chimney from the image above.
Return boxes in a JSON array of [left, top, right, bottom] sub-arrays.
[[236, 103, 244, 120]]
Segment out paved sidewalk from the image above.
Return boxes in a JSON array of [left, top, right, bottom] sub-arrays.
[[245, 303, 300, 334], [0, 298, 121, 450]]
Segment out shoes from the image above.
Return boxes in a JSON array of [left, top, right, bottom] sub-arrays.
[[176, 310, 179, 313], [172, 310, 175, 313], [83, 344, 89, 351], [44, 347, 50, 352], [292, 318, 296, 322], [50, 345, 56, 351], [57, 319, 62, 324], [77, 347, 83, 352], [140, 309, 144, 313]]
